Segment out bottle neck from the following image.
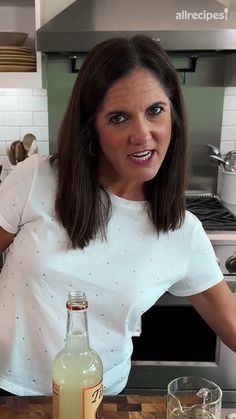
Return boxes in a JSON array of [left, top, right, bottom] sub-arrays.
[[65, 307, 90, 353]]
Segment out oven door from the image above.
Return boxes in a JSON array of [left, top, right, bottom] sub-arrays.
[[126, 279, 236, 405]]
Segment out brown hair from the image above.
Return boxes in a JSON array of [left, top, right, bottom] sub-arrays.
[[50, 35, 188, 248]]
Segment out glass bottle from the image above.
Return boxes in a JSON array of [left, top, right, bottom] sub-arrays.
[[52, 291, 103, 419]]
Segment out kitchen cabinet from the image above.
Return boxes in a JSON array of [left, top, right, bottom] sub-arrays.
[[0, 0, 44, 88]]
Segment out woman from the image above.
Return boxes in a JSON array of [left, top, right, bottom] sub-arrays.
[[0, 35, 235, 397]]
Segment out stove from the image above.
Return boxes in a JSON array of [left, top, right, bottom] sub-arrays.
[[127, 195, 236, 404], [186, 196, 236, 231], [185, 194, 236, 276]]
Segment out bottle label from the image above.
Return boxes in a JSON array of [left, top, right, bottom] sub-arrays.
[[52, 380, 103, 419], [82, 380, 103, 419], [52, 381, 60, 419]]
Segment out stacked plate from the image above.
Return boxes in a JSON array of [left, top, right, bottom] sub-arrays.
[[0, 45, 36, 72]]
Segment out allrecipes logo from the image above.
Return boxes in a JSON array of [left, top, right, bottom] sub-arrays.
[[176, 8, 229, 21]]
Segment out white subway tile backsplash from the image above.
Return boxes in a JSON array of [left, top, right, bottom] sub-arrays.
[[4, 112, 33, 127], [33, 112, 48, 126], [0, 96, 18, 111], [19, 96, 48, 112], [224, 87, 236, 96], [220, 141, 236, 154], [37, 141, 49, 155], [0, 127, 20, 142], [0, 89, 49, 176], [220, 88, 236, 153], [220, 126, 236, 141], [223, 96, 236, 111], [222, 111, 236, 126], [0, 142, 7, 155], [20, 126, 49, 141], [33, 89, 47, 96], [3, 89, 32, 96]]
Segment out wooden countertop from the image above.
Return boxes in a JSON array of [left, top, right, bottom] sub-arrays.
[[0, 394, 167, 418]]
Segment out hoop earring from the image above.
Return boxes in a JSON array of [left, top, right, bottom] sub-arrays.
[[89, 141, 97, 157]]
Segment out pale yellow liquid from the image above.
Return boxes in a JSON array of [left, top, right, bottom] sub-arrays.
[[52, 333, 103, 419]]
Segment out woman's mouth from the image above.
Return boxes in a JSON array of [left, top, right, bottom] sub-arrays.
[[128, 150, 154, 163]]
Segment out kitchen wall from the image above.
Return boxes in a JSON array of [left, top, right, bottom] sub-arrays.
[[0, 88, 49, 180], [221, 87, 236, 153], [0, 75, 235, 187], [220, 52, 236, 153], [216, 86, 236, 194]]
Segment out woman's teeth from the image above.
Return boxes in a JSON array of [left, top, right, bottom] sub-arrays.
[[130, 150, 152, 161]]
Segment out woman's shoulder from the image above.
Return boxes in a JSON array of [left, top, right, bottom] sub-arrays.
[[174, 210, 203, 237], [18, 154, 54, 177], [36, 154, 54, 172], [164, 211, 207, 254], [3, 154, 55, 191], [8, 154, 50, 174], [184, 210, 202, 226]]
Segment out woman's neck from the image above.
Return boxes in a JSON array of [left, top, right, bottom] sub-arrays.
[[101, 179, 145, 201]]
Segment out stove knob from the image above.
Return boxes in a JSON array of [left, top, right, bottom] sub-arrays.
[[225, 256, 236, 274]]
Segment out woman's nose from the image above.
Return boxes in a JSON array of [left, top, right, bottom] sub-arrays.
[[129, 118, 151, 145]]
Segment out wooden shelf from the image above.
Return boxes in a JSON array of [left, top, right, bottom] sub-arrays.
[[0, 0, 44, 88]]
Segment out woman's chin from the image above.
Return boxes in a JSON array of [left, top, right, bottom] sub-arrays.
[[131, 166, 160, 183]]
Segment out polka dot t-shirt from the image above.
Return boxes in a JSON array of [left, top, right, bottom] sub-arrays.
[[0, 155, 223, 396]]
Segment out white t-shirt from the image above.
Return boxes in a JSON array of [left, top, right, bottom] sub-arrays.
[[0, 155, 223, 396]]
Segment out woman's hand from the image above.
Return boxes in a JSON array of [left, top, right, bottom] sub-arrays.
[[188, 279, 236, 352], [0, 226, 15, 252]]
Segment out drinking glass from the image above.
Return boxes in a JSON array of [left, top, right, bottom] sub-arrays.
[[167, 376, 222, 419]]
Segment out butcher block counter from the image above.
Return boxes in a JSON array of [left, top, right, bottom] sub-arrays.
[[0, 394, 167, 418], [0, 394, 235, 418]]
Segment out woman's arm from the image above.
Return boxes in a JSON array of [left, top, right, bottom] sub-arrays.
[[188, 279, 236, 352], [0, 226, 15, 252]]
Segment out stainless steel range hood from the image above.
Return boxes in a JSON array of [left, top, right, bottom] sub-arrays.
[[37, 0, 236, 53]]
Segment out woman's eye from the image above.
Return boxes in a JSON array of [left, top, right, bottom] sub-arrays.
[[147, 106, 164, 116], [109, 114, 126, 124]]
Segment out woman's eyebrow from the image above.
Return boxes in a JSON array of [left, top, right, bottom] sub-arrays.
[[105, 101, 169, 117], [146, 101, 168, 108], [105, 109, 126, 117]]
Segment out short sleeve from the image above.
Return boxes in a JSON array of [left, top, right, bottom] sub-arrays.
[[168, 218, 223, 296], [0, 156, 37, 234]]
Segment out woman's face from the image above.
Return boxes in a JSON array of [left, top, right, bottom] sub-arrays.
[[95, 67, 172, 199]]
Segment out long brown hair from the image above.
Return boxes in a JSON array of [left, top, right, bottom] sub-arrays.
[[50, 35, 188, 248]]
